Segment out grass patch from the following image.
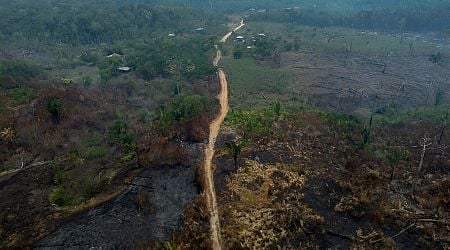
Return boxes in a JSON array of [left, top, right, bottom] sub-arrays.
[[9, 87, 35, 106], [50, 65, 100, 86], [221, 57, 293, 108], [82, 146, 107, 160], [50, 176, 108, 207], [245, 22, 450, 56], [225, 103, 283, 137], [50, 164, 110, 207], [375, 105, 450, 127]]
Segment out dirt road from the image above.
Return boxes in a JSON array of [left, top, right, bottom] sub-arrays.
[[204, 19, 244, 250], [219, 19, 245, 43]]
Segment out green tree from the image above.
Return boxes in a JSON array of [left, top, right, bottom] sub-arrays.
[[225, 140, 246, 168], [233, 50, 243, 59], [387, 148, 410, 180], [46, 98, 62, 123]]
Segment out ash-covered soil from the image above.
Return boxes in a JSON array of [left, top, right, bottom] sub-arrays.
[[36, 165, 199, 249], [211, 112, 449, 249]]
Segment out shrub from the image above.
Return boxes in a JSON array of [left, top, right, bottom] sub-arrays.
[[233, 50, 243, 59], [80, 177, 108, 201], [323, 112, 363, 143], [157, 95, 215, 130], [429, 52, 442, 64], [50, 187, 70, 207], [10, 87, 35, 105], [46, 98, 63, 123], [82, 76, 93, 88], [83, 146, 107, 160], [109, 118, 135, 151]]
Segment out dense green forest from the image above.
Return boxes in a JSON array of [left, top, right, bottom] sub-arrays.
[[0, 0, 226, 45], [144, 0, 450, 31], [247, 6, 450, 31]]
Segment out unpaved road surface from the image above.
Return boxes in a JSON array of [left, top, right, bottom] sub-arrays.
[[204, 19, 244, 250], [219, 19, 245, 43]]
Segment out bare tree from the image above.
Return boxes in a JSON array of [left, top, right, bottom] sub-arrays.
[[418, 136, 432, 173], [272, 47, 281, 68]]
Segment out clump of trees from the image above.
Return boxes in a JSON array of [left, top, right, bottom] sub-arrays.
[[157, 95, 216, 131], [0, 60, 42, 80], [0, 1, 225, 45], [247, 1, 450, 32], [126, 37, 216, 82]]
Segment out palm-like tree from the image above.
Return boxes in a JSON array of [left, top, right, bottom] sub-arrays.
[[1, 127, 14, 148], [225, 140, 246, 168]]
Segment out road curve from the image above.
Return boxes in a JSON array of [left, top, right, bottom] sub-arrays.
[[204, 19, 244, 250]]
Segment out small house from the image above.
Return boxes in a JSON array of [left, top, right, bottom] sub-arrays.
[[118, 66, 131, 72], [168, 33, 175, 37], [106, 53, 122, 58], [236, 36, 244, 42]]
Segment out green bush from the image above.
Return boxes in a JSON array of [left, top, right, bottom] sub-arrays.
[[80, 177, 108, 201], [51, 187, 70, 207], [83, 146, 107, 160], [157, 95, 215, 129], [429, 52, 442, 64], [82, 76, 93, 88], [51, 177, 108, 207], [46, 98, 63, 123], [376, 105, 450, 127], [10, 87, 35, 105], [109, 118, 135, 152], [233, 50, 243, 59], [323, 112, 363, 143]]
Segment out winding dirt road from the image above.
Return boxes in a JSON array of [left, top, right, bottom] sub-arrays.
[[203, 19, 244, 250]]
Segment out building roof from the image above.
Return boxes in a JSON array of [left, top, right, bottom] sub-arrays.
[[106, 53, 122, 58], [118, 66, 131, 72]]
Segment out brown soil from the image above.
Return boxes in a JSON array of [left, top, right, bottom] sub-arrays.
[[282, 50, 450, 113]]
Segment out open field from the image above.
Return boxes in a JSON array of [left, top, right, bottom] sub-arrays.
[[244, 22, 450, 56], [223, 21, 450, 118], [221, 58, 294, 108]]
